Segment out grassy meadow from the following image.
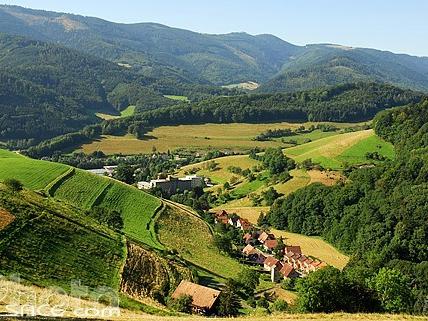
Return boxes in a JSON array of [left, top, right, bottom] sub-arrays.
[[156, 203, 244, 283], [79, 121, 365, 155], [0, 150, 69, 190], [164, 94, 189, 102], [0, 149, 163, 249], [285, 129, 394, 169], [95, 105, 136, 120]]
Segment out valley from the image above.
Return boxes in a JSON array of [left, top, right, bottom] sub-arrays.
[[0, 3, 426, 320]]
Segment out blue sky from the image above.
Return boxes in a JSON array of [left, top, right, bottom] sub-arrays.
[[2, 0, 428, 56]]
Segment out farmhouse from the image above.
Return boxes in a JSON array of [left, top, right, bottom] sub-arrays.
[[214, 210, 229, 225], [263, 239, 278, 252], [171, 281, 221, 315], [279, 263, 299, 279], [284, 245, 302, 255], [137, 175, 204, 195], [258, 231, 275, 243]]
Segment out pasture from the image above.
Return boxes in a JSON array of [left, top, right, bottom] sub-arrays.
[[164, 95, 189, 102], [95, 105, 136, 120], [284, 129, 393, 169], [50, 170, 163, 249], [0, 149, 69, 190], [79, 121, 363, 155], [156, 203, 243, 283]]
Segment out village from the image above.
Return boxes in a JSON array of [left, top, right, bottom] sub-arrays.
[[214, 209, 328, 283]]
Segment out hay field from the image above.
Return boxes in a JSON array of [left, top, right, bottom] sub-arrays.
[[79, 121, 360, 155], [0, 149, 69, 190]]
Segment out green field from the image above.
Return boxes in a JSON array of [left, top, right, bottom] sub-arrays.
[[51, 170, 111, 209], [0, 188, 124, 290], [96, 181, 163, 248], [0, 150, 69, 190], [95, 105, 136, 120], [80, 121, 365, 155], [0, 149, 163, 249], [284, 129, 394, 169], [157, 203, 243, 284], [164, 95, 189, 102]]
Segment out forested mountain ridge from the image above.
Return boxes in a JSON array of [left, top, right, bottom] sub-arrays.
[[267, 99, 428, 313], [259, 44, 428, 93], [1, 5, 428, 90], [0, 33, 183, 145]]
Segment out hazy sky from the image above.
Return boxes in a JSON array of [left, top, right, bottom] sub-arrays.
[[2, 0, 427, 56]]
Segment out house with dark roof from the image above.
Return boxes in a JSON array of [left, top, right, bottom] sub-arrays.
[[236, 218, 252, 231], [171, 281, 221, 315]]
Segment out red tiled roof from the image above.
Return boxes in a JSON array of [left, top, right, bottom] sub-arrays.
[[285, 246, 302, 255], [172, 281, 220, 310], [258, 231, 275, 243], [279, 263, 295, 277], [264, 239, 278, 250], [264, 256, 280, 267], [242, 244, 256, 256]]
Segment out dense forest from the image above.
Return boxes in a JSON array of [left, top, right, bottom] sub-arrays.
[[129, 82, 423, 124], [267, 99, 428, 313]]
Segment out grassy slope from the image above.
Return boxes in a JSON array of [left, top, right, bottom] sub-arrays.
[[0, 150, 68, 190], [51, 170, 163, 249], [0, 149, 163, 249], [157, 202, 243, 284], [0, 187, 125, 290], [96, 105, 136, 120], [284, 129, 394, 169]]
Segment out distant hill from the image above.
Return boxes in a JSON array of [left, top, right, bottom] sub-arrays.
[[0, 33, 176, 145], [259, 44, 428, 93], [2, 5, 428, 91]]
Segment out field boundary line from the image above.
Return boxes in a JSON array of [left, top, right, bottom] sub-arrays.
[[44, 167, 75, 196]]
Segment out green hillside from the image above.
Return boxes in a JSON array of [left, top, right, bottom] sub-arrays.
[[0, 185, 125, 290], [0, 149, 162, 248]]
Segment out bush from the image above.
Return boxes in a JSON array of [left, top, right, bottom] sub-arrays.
[[168, 294, 193, 314], [3, 178, 23, 192], [272, 299, 288, 312]]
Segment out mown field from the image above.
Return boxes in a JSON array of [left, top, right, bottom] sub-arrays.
[[79, 121, 365, 155], [95, 105, 136, 120], [156, 202, 244, 284], [285, 129, 394, 169], [0, 150, 69, 190]]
